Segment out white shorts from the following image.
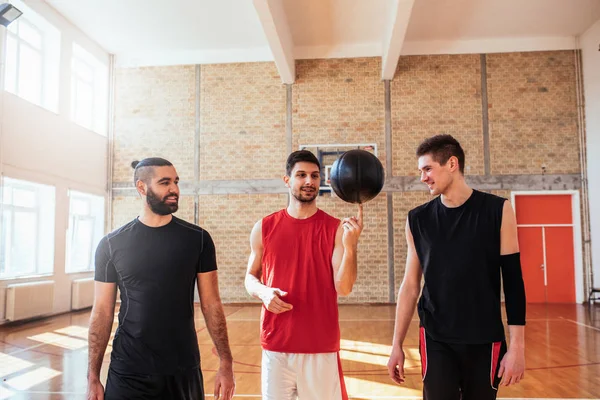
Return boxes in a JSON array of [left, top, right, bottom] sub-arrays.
[[261, 350, 347, 400]]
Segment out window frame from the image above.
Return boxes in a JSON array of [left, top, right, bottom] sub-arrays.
[[0, 179, 52, 279], [65, 191, 105, 274], [5, 17, 45, 107]]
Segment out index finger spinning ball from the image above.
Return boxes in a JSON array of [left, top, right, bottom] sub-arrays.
[[330, 150, 385, 204]]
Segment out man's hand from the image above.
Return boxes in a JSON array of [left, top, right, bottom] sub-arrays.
[[214, 363, 235, 400], [259, 288, 293, 314], [87, 379, 105, 400], [498, 346, 525, 386], [341, 204, 363, 249], [387, 344, 406, 384]]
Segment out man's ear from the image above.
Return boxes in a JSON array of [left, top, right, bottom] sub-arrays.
[[449, 156, 459, 172], [283, 175, 290, 188], [136, 180, 147, 196]]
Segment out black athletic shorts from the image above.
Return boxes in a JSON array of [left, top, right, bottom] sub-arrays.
[[104, 366, 205, 400], [419, 327, 507, 400]]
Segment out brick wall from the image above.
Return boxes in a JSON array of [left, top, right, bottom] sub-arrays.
[[392, 54, 484, 176], [113, 66, 196, 184], [200, 63, 287, 181], [293, 58, 386, 170], [111, 50, 581, 303], [488, 51, 580, 175]]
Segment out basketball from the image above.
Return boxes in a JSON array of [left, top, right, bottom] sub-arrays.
[[329, 149, 385, 204]]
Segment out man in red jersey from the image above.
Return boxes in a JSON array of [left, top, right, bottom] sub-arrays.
[[245, 150, 363, 400]]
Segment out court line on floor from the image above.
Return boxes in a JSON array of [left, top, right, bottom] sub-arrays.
[[562, 318, 600, 332]]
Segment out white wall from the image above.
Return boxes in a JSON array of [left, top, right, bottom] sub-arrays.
[[0, 0, 110, 322], [581, 19, 600, 291]]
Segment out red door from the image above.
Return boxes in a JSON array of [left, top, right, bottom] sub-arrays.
[[515, 195, 575, 304], [545, 227, 576, 303], [518, 226, 545, 303]]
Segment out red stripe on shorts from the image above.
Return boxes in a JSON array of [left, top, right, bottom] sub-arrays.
[[490, 341, 502, 388], [337, 353, 348, 400], [419, 327, 427, 380]]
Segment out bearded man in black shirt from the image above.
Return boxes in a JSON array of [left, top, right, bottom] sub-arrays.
[[87, 157, 235, 400]]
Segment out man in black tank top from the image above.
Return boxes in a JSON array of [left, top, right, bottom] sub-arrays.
[[387, 135, 526, 399], [87, 158, 235, 400]]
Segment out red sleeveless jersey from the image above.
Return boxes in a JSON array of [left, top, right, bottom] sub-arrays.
[[261, 208, 341, 353]]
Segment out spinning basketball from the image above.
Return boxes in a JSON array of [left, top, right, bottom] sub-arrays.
[[330, 149, 385, 204]]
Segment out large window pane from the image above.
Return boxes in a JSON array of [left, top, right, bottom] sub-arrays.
[[73, 79, 93, 128], [71, 43, 108, 135], [5, 35, 18, 94], [65, 191, 104, 273], [0, 177, 55, 279], [2, 3, 60, 112], [2, 186, 13, 205], [69, 217, 94, 269], [12, 211, 37, 275], [0, 209, 12, 275], [12, 188, 36, 208], [18, 19, 42, 49], [18, 44, 42, 105], [71, 198, 90, 215], [72, 58, 93, 82]]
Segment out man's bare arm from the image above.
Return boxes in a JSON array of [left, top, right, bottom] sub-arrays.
[[198, 271, 233, 364], [87, 282, 117, 382], [498, 200, 526, 386], [387, 218, 423, 384], [331, 205, 363, 296], [245, 220, 269, 299], [245, 220, 293, 313]]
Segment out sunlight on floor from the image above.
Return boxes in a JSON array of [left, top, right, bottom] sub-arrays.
[[0, 353, 34, 378], [340, 339, 421, 368], [27, 332, 88, 350], [0, 385, 15, 400], [54, 325, 89, 340], [340, 348, 390, 367], [341, 339, 392, 355], [345, 376, 422, 398], [4, 367, 61, 390]]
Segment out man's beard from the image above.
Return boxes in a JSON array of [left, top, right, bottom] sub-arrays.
[[146, 187, 178, 215], [291, 187, 318, 203]]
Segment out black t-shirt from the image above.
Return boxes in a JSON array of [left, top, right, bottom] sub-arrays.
[[408, 190, 506, 344], [94, 216, 218, 375]]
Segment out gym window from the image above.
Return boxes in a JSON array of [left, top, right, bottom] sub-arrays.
[[0, 177, 56, 279], [3, 0, 60, 113], [65, 191, 105, 273], [71, 43, 109, 135]]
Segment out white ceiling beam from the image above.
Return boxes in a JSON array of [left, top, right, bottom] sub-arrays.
[[382, 0, 416, 80], [253, 0, 295, 84]]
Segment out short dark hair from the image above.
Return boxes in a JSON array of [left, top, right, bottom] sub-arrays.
[[131, 157, 173, 184], [416, 134, 465, 174], [286, 150, 320, 176]]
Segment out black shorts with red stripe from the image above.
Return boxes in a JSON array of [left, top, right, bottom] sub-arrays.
[[419, 327, 507, 400]]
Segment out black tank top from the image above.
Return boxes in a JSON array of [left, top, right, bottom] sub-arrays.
[[408, 189, 506, 344]]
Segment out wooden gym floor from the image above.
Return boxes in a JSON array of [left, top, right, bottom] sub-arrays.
[[1, 303, 599, 399]]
